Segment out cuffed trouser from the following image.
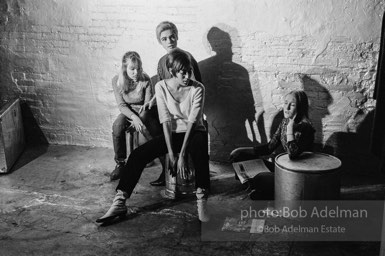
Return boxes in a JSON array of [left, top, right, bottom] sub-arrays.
[[112, 107, 162, 163], [116, 130, 210, 198]]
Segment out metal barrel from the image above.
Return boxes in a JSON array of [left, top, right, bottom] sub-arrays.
[[274, 152, 342, 212], [164, 153, 196, 199]]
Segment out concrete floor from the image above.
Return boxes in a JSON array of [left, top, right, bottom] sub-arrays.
[[0, 144, 384, 256]]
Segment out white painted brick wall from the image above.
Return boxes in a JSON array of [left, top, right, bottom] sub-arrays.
[[0, 0, 384, 161]]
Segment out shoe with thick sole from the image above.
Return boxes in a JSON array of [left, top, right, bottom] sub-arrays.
[[150, 172, 165, 186], [110, 163, 125, 181]]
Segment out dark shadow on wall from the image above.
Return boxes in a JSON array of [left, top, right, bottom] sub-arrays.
[[1, 99, 49, 174], [297, 73, 383, 181], [198, 25, 265, 162], [324, 110, 374, 157], [270, 110, 284, 139], [20, 103, 49, 146], [324, 110, 382, 178], [299, 74, 333, 146], [7, 110, 49, 174]]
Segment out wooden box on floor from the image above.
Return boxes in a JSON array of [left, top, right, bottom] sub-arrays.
[[0, 98, 25, 173]]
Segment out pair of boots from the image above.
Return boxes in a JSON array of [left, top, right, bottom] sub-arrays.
[[96, 188, 210, 223]]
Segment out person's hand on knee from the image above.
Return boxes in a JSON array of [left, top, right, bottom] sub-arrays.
[[130, 115, 144, 133]]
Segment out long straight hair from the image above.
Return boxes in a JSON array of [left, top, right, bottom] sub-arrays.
[[118, 51, 144, 93], [287, 90, 311, 123]]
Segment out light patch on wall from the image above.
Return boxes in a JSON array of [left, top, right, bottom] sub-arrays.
[[245, 119, 253, 142], [25, 0, 93, 26]]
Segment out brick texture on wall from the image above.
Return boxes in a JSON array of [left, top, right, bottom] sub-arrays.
[[0, 0, 384, 162]]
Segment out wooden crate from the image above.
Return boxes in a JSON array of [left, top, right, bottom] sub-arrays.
[[0, 98, 25, 173]]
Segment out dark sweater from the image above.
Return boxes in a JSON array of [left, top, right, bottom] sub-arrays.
[[254, 118, 315, 160]]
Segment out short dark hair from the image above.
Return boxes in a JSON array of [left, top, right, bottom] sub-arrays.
[[166, 49, 192, 77]]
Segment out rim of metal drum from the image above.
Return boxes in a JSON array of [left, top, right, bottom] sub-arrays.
[[274, 152, 342, 174]]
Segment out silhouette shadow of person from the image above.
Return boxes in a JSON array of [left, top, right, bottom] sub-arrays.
[[269, 110, 284, 140], [198, 25, 265, 161], [299, 74, 333, 149]]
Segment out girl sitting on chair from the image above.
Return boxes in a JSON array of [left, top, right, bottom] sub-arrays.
[[110, 51, 161, 181]]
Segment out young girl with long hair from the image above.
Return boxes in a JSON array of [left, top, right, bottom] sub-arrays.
[[230, 90, 315, 199], [110, 51, 161, 181]]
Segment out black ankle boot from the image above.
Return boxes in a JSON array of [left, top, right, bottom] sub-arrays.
[[150, 170, 165, 186], [110, 162, 125, 181]]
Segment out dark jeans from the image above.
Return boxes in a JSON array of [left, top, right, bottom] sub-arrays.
[[233, 151, 275, 200], [117, 130, 210, 198], [112, 107, 162, 163]]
